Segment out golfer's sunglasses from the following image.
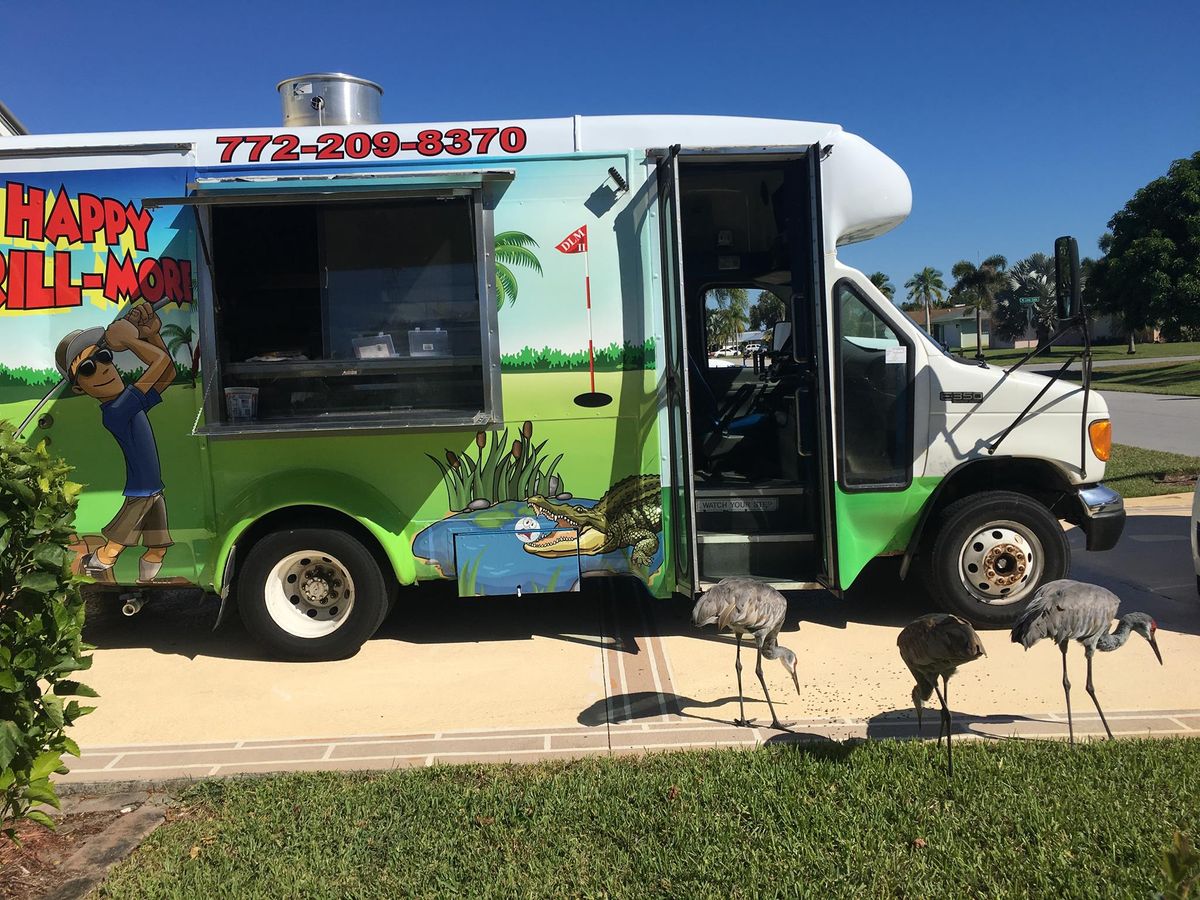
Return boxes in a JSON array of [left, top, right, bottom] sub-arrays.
[[71, 349, 114, 382]]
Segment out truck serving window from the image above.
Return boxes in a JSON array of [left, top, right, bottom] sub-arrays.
[[204, 192, 496, 431]]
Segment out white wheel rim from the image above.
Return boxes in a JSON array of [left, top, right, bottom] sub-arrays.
[[957, 520, 1043, 606], [264, 550, 356, 638]]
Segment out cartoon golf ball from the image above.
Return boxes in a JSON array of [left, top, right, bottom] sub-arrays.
[[513, 516, 542, 544]]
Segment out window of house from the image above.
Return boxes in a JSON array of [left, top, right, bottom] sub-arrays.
[[202, 190, 497, 431]]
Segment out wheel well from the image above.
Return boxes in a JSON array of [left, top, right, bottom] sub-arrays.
[[226, 506, 395, 594], [930, 457, 1075, 522]]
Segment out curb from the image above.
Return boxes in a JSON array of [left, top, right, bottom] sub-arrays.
[[40, 803, 166, 900]]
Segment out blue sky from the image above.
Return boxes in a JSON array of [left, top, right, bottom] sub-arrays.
[[5, 0, 1197, 298]]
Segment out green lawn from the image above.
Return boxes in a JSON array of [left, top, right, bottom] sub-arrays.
[[1105, 443, 1199, 498], [973, 341, 1200, 365], [1062, 361, 1200, 396], [99, 740, 1198, 899]]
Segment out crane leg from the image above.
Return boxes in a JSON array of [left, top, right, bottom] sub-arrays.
[[732, 634, 752, 728], [755, 650, 791, 732], [1060, 640, 1074, 746], [1084, 649, 1114, 740], [933, 679, 953, 779]]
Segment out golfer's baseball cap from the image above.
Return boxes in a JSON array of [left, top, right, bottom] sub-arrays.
[[55, 327, 106, 380]]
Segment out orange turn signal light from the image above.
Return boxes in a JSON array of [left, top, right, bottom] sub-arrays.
[[1088, 418, 1112, 462]]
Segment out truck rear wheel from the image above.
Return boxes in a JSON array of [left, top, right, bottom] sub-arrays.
[[237, 528, 389, 660], [922, 490, 1069, 628]]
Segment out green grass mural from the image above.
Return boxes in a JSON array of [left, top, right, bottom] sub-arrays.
[[0, 363, 59, 389], [502, 340, 655, 372]]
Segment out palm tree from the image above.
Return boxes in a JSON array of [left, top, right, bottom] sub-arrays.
[[904, 267, 946, 333], [493, 232, 543, 310], [160, 322, 196, 385], [868, 271, 895, 300], [707, 288, 750, 348], [1008, 253, 1056, 347], [951, 255, 1007, 359]]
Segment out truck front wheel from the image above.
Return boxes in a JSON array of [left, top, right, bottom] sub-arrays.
[[237, 528, 389, 660], [923, 490, 1069, 628]]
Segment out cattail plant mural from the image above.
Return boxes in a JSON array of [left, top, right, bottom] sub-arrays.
[[428, 419, 565, 512]]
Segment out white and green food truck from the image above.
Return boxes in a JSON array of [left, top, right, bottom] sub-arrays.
[[0, 73, 1123, 659]]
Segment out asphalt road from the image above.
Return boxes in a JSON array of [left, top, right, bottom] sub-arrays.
[[1099, 390, 1200, 455]]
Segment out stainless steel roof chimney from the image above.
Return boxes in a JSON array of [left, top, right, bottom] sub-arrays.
[[276, 73, 383, 127]]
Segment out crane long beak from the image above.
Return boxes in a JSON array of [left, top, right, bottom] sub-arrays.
[[1149, 634, 1163, 665], [790, 667, 801, 695]]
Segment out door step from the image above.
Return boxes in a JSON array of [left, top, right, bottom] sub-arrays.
[[699, 578, 824, 592], [696, 531, 817, 581], [694, 487, 813, 534]]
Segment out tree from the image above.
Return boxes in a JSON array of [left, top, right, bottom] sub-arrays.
[[868, 271, 895, 300], [903, 267, 946, 333], [160, 323, 196, 385], [1086, 152, 1200, 352], [493, 232, 543, 309], [706, 288, 749, 348], [951, 255, 1008, 359], [994, 253, 1057, 347], [749, 291, 786, 331]]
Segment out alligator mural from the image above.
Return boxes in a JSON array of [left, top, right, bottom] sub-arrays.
[[525, 474, 662, 567]]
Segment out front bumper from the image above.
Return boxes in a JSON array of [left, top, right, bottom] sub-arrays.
[[1074, 484, 1126, 551]]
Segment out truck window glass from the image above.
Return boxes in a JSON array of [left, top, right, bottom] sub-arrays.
[[835, 280, 912, 487], [211, 196, 486, 426]]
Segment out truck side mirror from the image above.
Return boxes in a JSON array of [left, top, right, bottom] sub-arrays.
[[1054, 236, 1081, 321]]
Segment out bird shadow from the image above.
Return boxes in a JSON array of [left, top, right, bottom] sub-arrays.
[[866, 706, 1057, 742], [579, 691, 760, 727]]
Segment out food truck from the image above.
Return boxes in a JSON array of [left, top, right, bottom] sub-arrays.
[[0, 74, 1124, 659]]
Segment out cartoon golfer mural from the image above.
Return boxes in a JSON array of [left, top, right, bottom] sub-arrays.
[[54, 302, 178, 584]]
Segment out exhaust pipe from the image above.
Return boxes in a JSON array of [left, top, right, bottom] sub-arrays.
[[121, 595, 145, 617]]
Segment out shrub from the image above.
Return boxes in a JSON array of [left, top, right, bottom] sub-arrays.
[[0, 424, 95, 840]]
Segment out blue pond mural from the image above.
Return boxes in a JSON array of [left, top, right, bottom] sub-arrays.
[[412, 498, 664, 597]]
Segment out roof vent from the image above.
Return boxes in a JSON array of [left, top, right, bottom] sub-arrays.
[[276, 73, 382, 127]]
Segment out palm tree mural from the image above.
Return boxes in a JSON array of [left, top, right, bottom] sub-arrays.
[[951, 255, 1008, 359], [160, 322, 197, 385], [904, 267, 947, 333], [868, 271, 896, 300], [493, 231, 543, 309]]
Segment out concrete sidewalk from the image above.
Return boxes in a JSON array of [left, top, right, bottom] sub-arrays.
[[60, 492, 1199, 785], [62, 709, 1200, 783]]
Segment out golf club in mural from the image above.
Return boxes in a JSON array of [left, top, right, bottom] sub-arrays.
[[556, 225, 613, 408], [16, 295, 185, 437]]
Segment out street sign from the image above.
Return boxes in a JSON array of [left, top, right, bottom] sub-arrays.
[[1018, 296, 1039, 306]]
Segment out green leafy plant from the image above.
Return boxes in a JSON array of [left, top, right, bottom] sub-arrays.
[[0, 425, 95, 841], [428, 420, 565, 512], [1159, 830, 1200, 900]]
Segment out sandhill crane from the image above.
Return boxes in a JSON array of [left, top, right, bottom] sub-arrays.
[[1011, 579, 1163, 744], [692, 577, 800, 731], [897, 613, 985, 778]]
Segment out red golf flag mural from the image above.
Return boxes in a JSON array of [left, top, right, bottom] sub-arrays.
[[555, 226, 587, 254], [557, 225, 596, 394]]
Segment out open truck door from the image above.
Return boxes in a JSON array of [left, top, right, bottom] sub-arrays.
[[655, 147, 699, 596], [654, 144, 837, 592]]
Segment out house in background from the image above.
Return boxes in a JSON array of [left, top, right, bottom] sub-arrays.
[[0, 100, 28, 136], [905, 305, 993, 350], [903, 304, 1152, 351]]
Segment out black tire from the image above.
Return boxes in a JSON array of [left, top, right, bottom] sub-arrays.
[[237, 528, 389, 661], [922, 490, 1069, 629]]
